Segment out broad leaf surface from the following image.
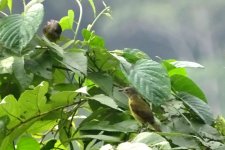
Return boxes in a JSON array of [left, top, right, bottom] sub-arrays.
[[63, 49, 87, 75], [177, 92, 214, 125], [17, 135, 40, 150], [0, 3, 44, 53], [171, 74, 207, 102], [123, 59, 171, 105]]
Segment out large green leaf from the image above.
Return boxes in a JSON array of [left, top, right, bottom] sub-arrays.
[[63, 49, 87, 75], [0, 3, 44, 54], [177, 92, 214, 125], [122, 59, 171, 105], [17, 135, 40, 150], [132, 132, 171, 149], [88, 72, 113, 96], [171, 74, 207, 102]]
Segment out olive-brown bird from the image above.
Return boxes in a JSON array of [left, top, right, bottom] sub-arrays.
[[121, 87, 161, 131], [43, 20, 62, 42]]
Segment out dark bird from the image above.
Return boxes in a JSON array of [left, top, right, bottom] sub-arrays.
[[120, 87, 161, 131], [43, 20, 62, 42]]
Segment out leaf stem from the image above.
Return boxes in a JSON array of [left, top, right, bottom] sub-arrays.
[[88, 6, 110, 31], [22, 0, 26, 12], [0, 11, 8, 16], [74, 0, 83, 42]]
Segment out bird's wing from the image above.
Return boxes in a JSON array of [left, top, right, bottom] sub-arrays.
[[130, 102, 155, 124]]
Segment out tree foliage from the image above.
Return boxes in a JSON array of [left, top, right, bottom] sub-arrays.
[[0, 0, 224, 149]]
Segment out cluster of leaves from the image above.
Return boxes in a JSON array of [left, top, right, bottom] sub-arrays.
[[0, 0, 225, 150]]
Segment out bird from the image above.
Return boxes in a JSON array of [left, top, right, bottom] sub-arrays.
[[43, 20, 62, 42], [120, 87, 161, 131]]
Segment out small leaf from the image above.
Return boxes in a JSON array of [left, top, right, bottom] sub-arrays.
[[171, 74, 207, 102], [7, 0, 12, 13], [17, 135, 40, 150], [112, 48, 150, 63], [88, 0, 96, 17], [122, 59, 171, 105], [171, 61, 204, 68], [59, 9, 74, 31], [177, 92, 214, 125], [90, 94, 121, 111]]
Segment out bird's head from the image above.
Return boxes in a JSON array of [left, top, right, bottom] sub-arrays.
[[119, 87, 137, 96]]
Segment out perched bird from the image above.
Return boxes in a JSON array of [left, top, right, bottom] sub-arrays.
[[43, 20, 62, 42], [120, 87, 161, 131]]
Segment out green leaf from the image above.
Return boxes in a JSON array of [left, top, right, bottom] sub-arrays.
[[0, 0, 7, 11], [215, 116, 225, 136], [0, 95, 21, 128], [27, 120, 57, 134], [63, 49, 87, 75], [41, 140, 57, 150], [0, 3, 44, 53], [25, 52, 52, 79], [177, 92, 214, 125], [50, 91, 77, 107], [162, 60, 187, 76], [59, 9, 74, 31], [88, 72, 113, 96], [171, 74, 207, 102], [17, 135, 40, 150], [123, 59, 171, 105], [7, 0, 12, 13], [80, 120, 139, 133], [82, 29, 105, 48], [0, 115, 9, 145], [132, 132, 171, 149], [18, 81, 49, 119], [88, 0, 96, 17], [171, 61, 204, 68], [13, 56, 33, 90], [80, 134, 121, 142], [90, 94, 122, 111], [112, 48, 150, 63], [59, 119, 75, 147]]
